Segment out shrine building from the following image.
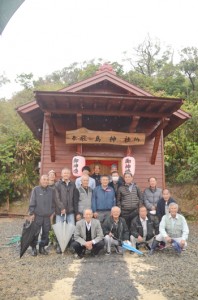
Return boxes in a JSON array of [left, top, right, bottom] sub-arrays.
[[16, 64, 190, 189]]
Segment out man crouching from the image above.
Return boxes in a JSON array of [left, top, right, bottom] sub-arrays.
[[29, 174, 55, 256], [72, 209, 104, 259], [149, 203, 189, 255]]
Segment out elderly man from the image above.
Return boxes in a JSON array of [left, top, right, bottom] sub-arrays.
[[76, 174, 92, 221], [29, 174, 55, 256], [156, 189, 176, 222], [149, 203, 189, 255], [72, 209, 104, 259], [117, 172, 143, 229], [92, 175, 115, 224], [109, 171, 123, 197], [102, 206, 129, 255], [143, 177, 162, 216], [130, 206, 159, 250], [55, 168, 79, 253], [75, 166, 96, 190]]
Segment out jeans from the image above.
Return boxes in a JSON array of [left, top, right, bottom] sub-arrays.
[[56, 213, 75, 225]]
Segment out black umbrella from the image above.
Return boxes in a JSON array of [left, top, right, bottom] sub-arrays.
[[20, 219, 40, 258]]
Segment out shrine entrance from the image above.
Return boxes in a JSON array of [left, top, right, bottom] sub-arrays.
[[86, 157, 121, 176]]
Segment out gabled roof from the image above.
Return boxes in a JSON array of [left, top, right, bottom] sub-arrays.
[[16, 64, 191, 142], [60, 63, 152, 96]]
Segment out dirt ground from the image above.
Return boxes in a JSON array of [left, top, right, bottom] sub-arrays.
[[0, 218, 198, 300]]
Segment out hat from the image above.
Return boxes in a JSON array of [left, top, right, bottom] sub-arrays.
[[82, 166, 91, 172], [48, 170, 56, 175]]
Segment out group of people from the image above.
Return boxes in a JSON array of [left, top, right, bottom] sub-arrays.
[[28, 164, 189, 258]]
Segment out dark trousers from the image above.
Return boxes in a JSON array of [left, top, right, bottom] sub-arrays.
[[72, 240, 104, 256], [121, 210, 138, 230], [30, 215, 51, 248]]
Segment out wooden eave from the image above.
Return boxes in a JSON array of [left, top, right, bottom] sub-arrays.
[[16, 101, 43, 142], [35, 91, 183, 119]]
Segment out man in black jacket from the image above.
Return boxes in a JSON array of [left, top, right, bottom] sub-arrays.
[[156, 189, 176, 222], [117, 172, 143, 229], [130, 206, 159, 250], [55, 168, 79, 253], [102, 206, 129, 255], [29, 174, 55, 256]]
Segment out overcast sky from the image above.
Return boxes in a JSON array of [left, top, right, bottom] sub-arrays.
[[0, 0, 198, 98]]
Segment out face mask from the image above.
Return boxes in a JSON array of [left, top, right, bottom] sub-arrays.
[[112, 176, 119, 182]]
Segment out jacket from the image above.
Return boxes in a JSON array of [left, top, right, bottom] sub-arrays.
[[143, 187, 162, 211], [78, 186, 92, 214], [156, 197, 176, 222], [91, 185, 115, 212], [117, 183, 143, 216], [55, 180, 79, 215], [102, 215, 129, 241], [74, 218, 104, 246], [130, 214, 159, 241], [29, 186, 55, 217]]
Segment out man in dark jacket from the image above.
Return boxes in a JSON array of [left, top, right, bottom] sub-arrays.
[[130, 206, 159, 250], [108, 171, 123, 197], [117, 172, 143, 229], [55, 168, 79, 253], [29, 174, 55, 256], [156, 189, 176, 222], [103, 206, 129, 255]]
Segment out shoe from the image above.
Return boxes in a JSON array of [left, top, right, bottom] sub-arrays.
[[159, 244, 166, 250], [148, 249, 154, 256], [56, 245, 62, 254], [105, 251, 111, 256], [31, 247, 37, 257], [115, 246, 123, 255], [74, 253, 84, 259], [39, 246, 48, 255]]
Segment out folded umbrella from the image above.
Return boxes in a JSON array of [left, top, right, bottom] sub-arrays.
[[52, 216, 75, 253], [111, 234, 143, 255], [20, 219, 40, 258], [171, 239, 182, 254], [122, 241, 143, 255]]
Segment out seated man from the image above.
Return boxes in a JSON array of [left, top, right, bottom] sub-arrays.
[[92, 175, 115, 224], [75, 166, 96, 190], [130, 206, 159, 250], [149, 203, 189, 255], [72, 209, 104, 259], [103, 206, 129, 255], [156, 189, 176, 222]]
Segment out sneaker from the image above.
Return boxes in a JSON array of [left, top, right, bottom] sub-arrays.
[[115, 246, 123, 255], [105, 251, 111, 256], [74, 253, 84, 259]]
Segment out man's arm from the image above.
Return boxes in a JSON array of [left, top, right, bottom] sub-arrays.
[[181, 215, 189, 240], [92, 220, 104, 244], [29, 188, 36, 215], [91, 188, 97, 213], [74, 222, 86, 246], [143, 190, 153, 210], [54, 183, 65, 213]]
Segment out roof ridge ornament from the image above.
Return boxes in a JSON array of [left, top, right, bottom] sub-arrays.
[[96, 63, 116, 75]]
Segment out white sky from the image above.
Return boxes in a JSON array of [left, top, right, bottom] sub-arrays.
[[0, 0, 198, 98]]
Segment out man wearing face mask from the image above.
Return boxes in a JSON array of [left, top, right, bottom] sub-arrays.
[[109, 171, 123, 197]]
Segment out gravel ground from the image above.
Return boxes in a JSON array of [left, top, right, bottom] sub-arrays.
[[0, 218, 198, 300]]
